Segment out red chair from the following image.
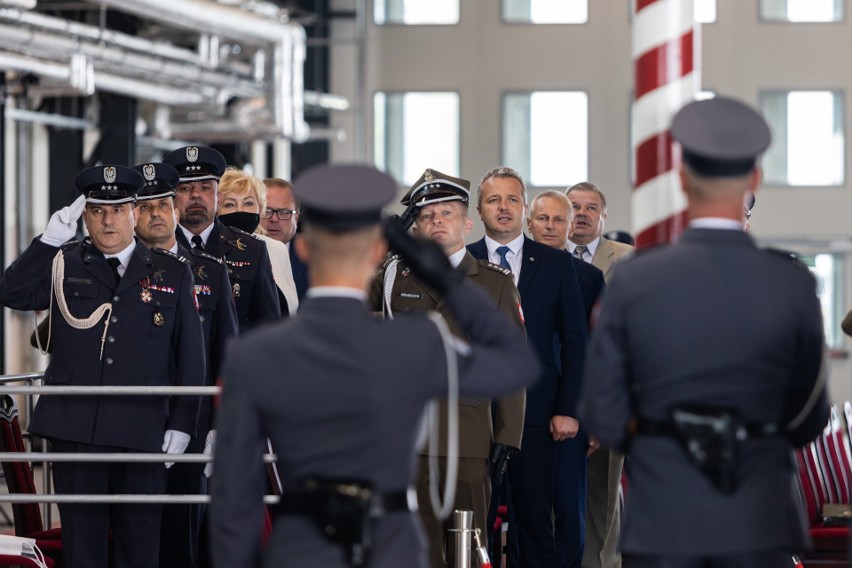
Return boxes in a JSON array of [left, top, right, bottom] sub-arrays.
[[0, 395, 63, 566], [794, 406, 850, 562], [0, 553, 54, 568]]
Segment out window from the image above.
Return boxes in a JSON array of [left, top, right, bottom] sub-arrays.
[[503, 91, 588, 187], [695, 0, 716, 23], [503, 0, 587, 24], [374, 0, 459, 25], [760, 0, 843, 22], [803, 253, 845, 349], [374, 92, 460, 186], [760, 91, 844, 186]]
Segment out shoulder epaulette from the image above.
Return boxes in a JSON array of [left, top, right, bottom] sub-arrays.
[[763, 247, 809, 271], [190, 249, 224, 265], [477, 259, 512, 277], [228, 226, 262, 241], [151, 247, 189, 264], [381, 253, 402, 270], [60, 240, 81, 251]]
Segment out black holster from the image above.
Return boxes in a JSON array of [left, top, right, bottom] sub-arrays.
[[669, 405, 742, 494]]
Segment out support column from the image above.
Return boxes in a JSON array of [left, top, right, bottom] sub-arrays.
[[631, 0, 699, 248]]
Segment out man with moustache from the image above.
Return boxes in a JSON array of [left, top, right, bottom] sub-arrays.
[[262, 177, 308, 301], [163, 145, 280, 330], [0, 165, 205, 568], [132, 161, 239, 568], [566, 182, 633, 568], [468, 168, 588, 568], [369, 169, 525, 567]]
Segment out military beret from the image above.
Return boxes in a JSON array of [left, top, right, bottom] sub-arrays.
[[133, 162, 179, 201], [671, 96, 771, 177], [162, 145, 227, 182], [293, 164, 397, 232], [75, 165, 144, 204], [400, 168, 470, 207]]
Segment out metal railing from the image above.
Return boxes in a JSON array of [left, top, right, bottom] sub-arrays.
[[0, 374, 281, 528]]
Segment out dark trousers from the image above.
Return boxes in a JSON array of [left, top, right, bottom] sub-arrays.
[[507, 426, 588, 568], [624, 550, 795, 568], [52, 439, 166, 568], [160, 435, 207, 568]]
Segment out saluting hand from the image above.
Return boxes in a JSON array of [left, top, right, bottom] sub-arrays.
[[41, 195, 86, 247], [550, 415, 579, 442]]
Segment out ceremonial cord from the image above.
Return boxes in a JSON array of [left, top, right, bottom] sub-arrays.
[[48, 250, 113, 360], [381, 257, 399, 319]]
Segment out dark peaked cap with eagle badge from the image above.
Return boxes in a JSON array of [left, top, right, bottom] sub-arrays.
[[400, 168, 470, 207], [293, 164, 397, 232], [162, 145, 228, 183], [133, 162, 180, 201], [75, 164, 144, 205], [671, 96, 771, 178]]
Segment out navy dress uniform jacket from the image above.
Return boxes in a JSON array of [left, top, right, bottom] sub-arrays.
[[0, 237, 206, 452], [579, 228, 829, 556], [210, 282, 538, 568], [177, 218, 280, 331]]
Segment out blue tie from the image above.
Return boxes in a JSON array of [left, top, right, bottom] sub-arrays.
[[496, 245, 512, 271]]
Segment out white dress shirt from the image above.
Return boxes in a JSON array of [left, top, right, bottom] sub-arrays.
[[484, 233, 524, 286]]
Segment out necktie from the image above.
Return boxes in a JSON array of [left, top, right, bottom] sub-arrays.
[[191, 235, 205, 252], [106, 257, 122, 287], [496, 245, 512, 271], [573, 245, 588, 262]]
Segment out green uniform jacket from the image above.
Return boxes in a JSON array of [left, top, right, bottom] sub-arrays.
[[369, 251, 526, 457]]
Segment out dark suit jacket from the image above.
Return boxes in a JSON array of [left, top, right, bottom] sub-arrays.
[[571, 256, 605, 324], [579, 228, 829, 555], [176, 219, 280, 331], [289, 234, 308, 301], [210, 282, 538, 567], [468, 236, 588, 424], [369, 251, 526, 455], [0, 237, 206, 451]]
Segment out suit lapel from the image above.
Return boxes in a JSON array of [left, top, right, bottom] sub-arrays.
[[591, 237, 615, 276], [517, 236, 540, 296], [117, 241, 154, 294], [82, 243, 120, 289], [467, 239, 487, 261]]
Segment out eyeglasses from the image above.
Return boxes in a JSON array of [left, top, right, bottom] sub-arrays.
[[262, 208, 298, 220]]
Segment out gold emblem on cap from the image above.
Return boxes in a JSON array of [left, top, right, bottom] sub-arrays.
[[424, 169, 434, 182], [103, 166, 117, 184], [153, 312, 165, 326]]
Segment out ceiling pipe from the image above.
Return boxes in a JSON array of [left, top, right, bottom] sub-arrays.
[[92, 0, 296, 46]]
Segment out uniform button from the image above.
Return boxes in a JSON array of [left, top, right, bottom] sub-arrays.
[[110, 316, 118, 323], [105, 358, 114, 365], [113, 296, 120, 302], [73, 292, 79, 297], [108, 336, 115, 343]]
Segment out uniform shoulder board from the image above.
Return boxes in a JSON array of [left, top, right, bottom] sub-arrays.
[[381, 253, 402, 270], [191, 249, 224, 265], [151, 247, 189, 264], [763, 247, 809, 270], [478, 259, 512, 277], [228, 226, 262, 241], [60, 240, 81, 251]]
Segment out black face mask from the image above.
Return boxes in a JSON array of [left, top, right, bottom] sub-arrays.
[[219, 211, 260, 234]]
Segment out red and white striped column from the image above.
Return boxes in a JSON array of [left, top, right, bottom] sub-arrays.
[[631, 0, 700, 248]]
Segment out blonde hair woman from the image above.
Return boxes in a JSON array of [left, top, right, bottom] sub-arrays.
[[218, 168, 298, 315]]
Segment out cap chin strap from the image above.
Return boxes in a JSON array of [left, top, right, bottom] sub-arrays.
[[86, 196, 136, 205], [414, 195, 468, 207], [178, 175, 219, 183], [137, 190, 176, 201], [47, 250, 113, 360]]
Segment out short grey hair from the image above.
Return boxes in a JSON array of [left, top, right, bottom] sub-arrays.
[[478, 166, 528, 207], [528, 190, 571, 219], [566, 181, 607, 211]]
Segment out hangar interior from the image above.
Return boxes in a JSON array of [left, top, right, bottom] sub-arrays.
[[2, 0, 852, 403]]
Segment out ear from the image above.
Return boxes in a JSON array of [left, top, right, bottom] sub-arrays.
[[749, 168, 761, 194], [678, 166, 690, 198], [463, 215, 474, 237], [525, 216, 533, 235], [294, 233, 309, 263]]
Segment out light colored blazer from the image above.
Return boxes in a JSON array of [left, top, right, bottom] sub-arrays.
[[590, 236, 634, 283], [256, 233, 298, 315]]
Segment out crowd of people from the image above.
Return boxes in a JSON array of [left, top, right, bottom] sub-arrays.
[[0, 95, 833, 568]]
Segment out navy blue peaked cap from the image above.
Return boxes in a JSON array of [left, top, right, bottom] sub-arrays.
[[75, 165, 144, 204], [133, 162, 180, 201], [162, 145, 227, 182]]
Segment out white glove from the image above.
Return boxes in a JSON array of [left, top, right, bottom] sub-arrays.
[[203, 430, 216, 478], [162, 429, 191, 469], [40, 195, 86, 247]]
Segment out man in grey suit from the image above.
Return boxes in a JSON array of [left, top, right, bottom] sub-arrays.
[[210, 164, 538, 568], [566, 182, 632, 568], [579, 96, 830, 567]]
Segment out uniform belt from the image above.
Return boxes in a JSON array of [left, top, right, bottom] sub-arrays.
[[279, 487, 418, 518], [636, 418, 779, 439]]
